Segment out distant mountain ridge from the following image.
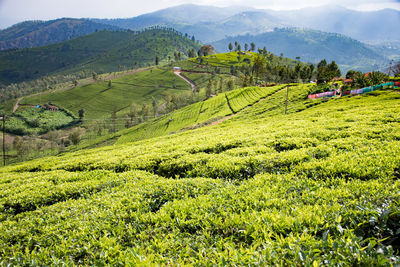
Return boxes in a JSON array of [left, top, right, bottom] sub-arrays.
[[93, 4, 400, 43], [1, 4, 399, 51], [0, 4, 398, 76], [0, 18, 121, 50]]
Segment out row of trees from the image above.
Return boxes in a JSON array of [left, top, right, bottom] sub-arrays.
[[228, 42, 256, 52]]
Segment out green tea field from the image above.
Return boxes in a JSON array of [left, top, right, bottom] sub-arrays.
[[0, 84, 400, 265], [16, 68, 190, 120]]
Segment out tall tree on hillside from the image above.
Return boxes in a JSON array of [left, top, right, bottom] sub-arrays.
[[244, 43, 248, 51], [206, 79, 212, 98], [110, 109, 117, 133], [327, 60, 341, 80], [316, 59, 328, 82], [128, 103, 138, 127], [155, 56, 159, 65], [228, 43, 233, 52], [78, 109, 85, 121], [250, 42, 256, 52], [152, 97, 158, 118], [141, 103, 150, 121], [253, 54, 266, 78], [188, 49, 195, 58]]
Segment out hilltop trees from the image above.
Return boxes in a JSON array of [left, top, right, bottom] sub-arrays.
[[253, 54, 266, 79], [228, 43, 233, 52], [250, 42, 256, 52], [317, 60, 341, 82]]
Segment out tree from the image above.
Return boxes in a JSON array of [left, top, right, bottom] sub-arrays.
[[262, 46, 267, 56], [327, 60, 341, 80], [92, 72, 98, 81], [152, 97, 158, 118], [228, 43, 233, 52], [128, 103, 138, 126], [188, 49, 195, 58], [244, 43, 248, 51], [68, 129, 81, 145], [250, 42, 256, 52], [218, 77, 224, 93], [237, 44, 241, 52], [316, 59, 328, 82], [73, 80, 78, 87], [240, 74, 250, 87], [346, 70, 361, 80], [155, 56, 159, 65], [108, 80, 112, 88], [253, 54, 266, 78], [141, 104, 150, 121], [227, 78, 235, 91], [78, 109, 85, 121], [110, 109, 117, 133], [206, 79, 212, 98]]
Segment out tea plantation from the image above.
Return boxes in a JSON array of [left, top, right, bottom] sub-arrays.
[[0, 84, 400, 265]]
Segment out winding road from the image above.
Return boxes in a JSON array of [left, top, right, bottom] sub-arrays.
[[174, 70, 196, 92], [13, 97, 23, 112]]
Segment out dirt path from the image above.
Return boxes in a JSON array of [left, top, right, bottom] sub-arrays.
[[13, 97, 23, 112], [174, 71, 196, 92], [209, 115, 234, 126]]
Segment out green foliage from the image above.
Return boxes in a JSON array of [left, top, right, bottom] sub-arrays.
[[0, 18, 120, 50], [18, 68, 191, 121], [211, 28, 388, 73], [5, 107, 75, 135], [0, 28, 200, 85], [0, 87, 400, 264]]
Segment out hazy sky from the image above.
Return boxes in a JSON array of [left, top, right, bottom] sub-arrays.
[[0, 0, 399, 29]]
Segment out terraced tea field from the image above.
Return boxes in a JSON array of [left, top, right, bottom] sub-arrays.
[[0, 85, 399, 265]]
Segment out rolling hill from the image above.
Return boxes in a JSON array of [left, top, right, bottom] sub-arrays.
[[0, 81, 399, 264], [0, 28, 200, 85], [211, 28, 389, 73], [0, 18, 120, 50]]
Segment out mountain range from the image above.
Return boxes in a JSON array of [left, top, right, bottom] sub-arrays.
[[0, 4, 399, 78], [92, 4, 400, 44]]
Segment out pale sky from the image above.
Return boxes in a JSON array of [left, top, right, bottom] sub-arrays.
[[0, 0, 399, 29]]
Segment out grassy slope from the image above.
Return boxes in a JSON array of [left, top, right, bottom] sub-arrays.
[[76, 84, 296, 149], [211, 28, 388, 73], [1, 83, 399, 264], [173, 51, 299, 75], [0, 28, 200, 85], [18, 68, 190, 120]]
